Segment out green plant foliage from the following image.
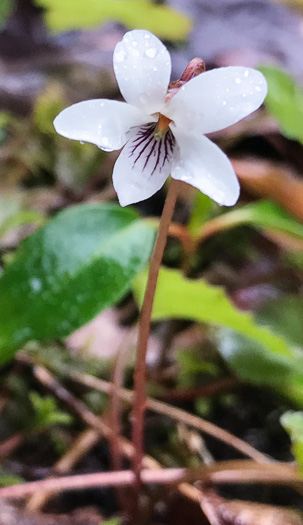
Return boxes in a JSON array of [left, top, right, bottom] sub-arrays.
[[281, 411, 303, 473], [202, 200, 303, 240], [258, 295, 303, 349], [0, 204, 155, 362], [30, 392, 73, 431], [100, 519, 121, 525], [177, 350, 220, 388], [188, 191, 213, 238], [0, 0, 15, 29], [259, 66, 303, 144], [35, 0, 191, 40], [0, 467, 23, 488], [0, 210, 45, 240], [270, 0, 303, 10], [134, 266, 294, 358], [217, 329, 300, 386]]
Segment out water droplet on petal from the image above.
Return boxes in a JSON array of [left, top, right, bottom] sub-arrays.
[[222, 100, 227, 106], [244, 69, 249, 78], [153, 66, 158, 72], [255, 86, 262, 92], [235, 77, 242, 84], [115, 50, 125, 63], [139, 94, 148, 104], [101, 137, 109, 147], [144, 33, 150, 39], [80, 141, 85, 145], [145, 47, 157, 58], [131, 41, 138, 47], [180, 174, 193, 182]]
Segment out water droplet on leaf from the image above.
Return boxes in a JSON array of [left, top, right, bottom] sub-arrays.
[[30, 278, 42, 293]]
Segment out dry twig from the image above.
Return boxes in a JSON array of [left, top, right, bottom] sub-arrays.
[[70, 371, 271, 464]]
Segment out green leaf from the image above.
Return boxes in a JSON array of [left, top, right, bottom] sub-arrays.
[[0, 467, 23, 488], [0, 203, 155, 362], [134, 266, 295, 358], [217, 329, 299, 385], [281, 411, 303, 473], [35, 0, 191, 40], [202, 200, 303, 241], [30, 392, 73, 431], [32, 392, 73, 427], [0, 210, 45, 240], [188, 191, 213, 238], [0, 193, 23, 227], [270, 0, 303, 11], [258, 295, 303, 350], [0, 0, 15, 29], [259, 66, 303, 144], [100, 519, 121, 525]]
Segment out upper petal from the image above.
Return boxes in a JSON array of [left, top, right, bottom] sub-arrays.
[[113, 30, 171, 115], [54, 99, 150, 151], [171, 128, 240, 206], [164, 67, 267, 134], [113, 123, 176, 207]]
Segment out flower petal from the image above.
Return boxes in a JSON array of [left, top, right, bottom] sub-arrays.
[[171, 128, 240, 206], [54, 99, 150, 151], [113, 30, 171, 115], [164, 67, 267, 134], [113, 123, 176, 206]]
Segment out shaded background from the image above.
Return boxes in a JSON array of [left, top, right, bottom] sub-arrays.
[[1, 1, 303, 524]]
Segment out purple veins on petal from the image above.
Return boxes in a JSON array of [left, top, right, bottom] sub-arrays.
[[128, 122, 176, 178]]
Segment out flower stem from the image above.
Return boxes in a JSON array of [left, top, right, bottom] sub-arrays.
[[131, 178, 181, 492]]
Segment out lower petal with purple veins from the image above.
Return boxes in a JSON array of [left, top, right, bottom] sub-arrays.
[[113, 123, 177, 207]]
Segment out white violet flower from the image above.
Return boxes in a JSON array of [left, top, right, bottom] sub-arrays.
[[54, 30, 267, 207]]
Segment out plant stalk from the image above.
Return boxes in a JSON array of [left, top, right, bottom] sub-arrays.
[[131, 179, 181, 492]]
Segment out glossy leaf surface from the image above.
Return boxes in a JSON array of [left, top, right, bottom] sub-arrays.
[[0, 203, 155, 362], [134, 266, 294, 358]]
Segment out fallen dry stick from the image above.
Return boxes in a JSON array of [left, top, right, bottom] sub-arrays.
[[26, 428, 100, 511], [0, 468, 186, 499], [0, 461, 300, 501], [29, 361, 202, 505], [70, 371, 271, 464]]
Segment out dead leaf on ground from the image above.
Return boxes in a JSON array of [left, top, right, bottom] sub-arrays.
[[231, 158, 303, 221]]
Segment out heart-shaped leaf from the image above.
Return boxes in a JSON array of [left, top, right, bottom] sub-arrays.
[[0, 203, 155, 362]]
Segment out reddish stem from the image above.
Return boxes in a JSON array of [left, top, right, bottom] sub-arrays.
[[131, 179, 181, 492], [0, 468, 187, 500]]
